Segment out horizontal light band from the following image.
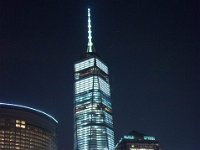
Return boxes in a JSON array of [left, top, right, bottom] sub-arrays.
[[0, 103, 58, 123], [75, 58, 95, 72]]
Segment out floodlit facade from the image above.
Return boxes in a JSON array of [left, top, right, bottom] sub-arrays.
[[74, 8, 114, 150], [0, 103, 58, 150], [115, 130, 161, 150]]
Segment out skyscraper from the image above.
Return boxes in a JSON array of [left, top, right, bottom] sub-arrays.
[[74, 8, 114, 150]]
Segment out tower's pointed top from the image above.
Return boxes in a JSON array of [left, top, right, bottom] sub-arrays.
[[87, 8, 94, 53]]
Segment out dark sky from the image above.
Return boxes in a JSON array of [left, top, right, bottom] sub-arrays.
[[0, 0, 199, 150]]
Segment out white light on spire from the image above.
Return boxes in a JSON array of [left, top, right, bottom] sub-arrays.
[[87, 8, 93, 53]]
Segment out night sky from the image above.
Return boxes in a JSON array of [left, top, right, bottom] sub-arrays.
[[0, 0, 199, 150]]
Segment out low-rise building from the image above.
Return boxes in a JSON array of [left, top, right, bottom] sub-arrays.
[[115, 130, 161, 150]]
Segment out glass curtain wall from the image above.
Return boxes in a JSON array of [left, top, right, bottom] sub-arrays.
[[74, 56, 114, 150]]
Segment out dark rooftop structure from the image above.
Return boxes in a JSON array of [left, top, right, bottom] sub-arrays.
[[115, 130, 161, 150]]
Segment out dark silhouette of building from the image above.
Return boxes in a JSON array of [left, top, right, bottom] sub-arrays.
[[0, 103, 58, 150], [115, 130, 161, 150], [73, 8, 114, 150]]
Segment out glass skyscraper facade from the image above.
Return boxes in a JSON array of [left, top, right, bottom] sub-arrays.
[[73, 9, 114, 150]]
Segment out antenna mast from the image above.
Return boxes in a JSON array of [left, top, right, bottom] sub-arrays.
[[87, 8, 93, 53]]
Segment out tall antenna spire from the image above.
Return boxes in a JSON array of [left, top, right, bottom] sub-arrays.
[[87, 8, 93, 53]]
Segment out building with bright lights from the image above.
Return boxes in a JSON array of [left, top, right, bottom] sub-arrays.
[[115, 130, 161, 150], [0, 103, 58, 150], [73, 8, 114, 150]]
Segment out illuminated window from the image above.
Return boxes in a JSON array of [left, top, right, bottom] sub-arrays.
[[124, 135, 134, 140], [143, 136, 155, 140], [96, 59, 108, 74], [15, 120, 26, 129], [75, 58, 95, 72]]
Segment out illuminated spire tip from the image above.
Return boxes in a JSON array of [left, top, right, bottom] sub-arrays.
[[87, 8, 93, 53]]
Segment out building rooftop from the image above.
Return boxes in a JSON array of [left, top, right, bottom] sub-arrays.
[[115, 130, 159, 149], [122, 130, 156, 141], [0, 102, 58, 123]]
